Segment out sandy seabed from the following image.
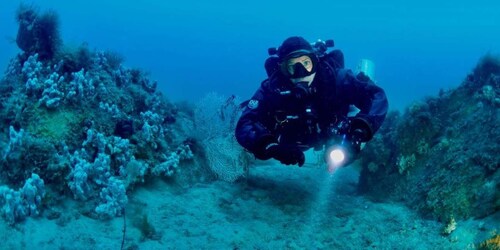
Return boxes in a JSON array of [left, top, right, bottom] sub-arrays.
[[1, 156, 498, 250]]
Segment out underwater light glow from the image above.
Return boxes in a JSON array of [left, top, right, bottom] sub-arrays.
[[329, 148, 345, 164], [327, 148, 346, 173]]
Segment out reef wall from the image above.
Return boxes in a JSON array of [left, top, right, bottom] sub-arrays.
[[0, 4, 240, 225], [358, 54, 500, 222]]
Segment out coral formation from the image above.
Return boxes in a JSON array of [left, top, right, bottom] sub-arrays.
[[0, 173, 45, 225], [396, 154, 416, 175], [358, 54, 500, 221], [0, 5, 220, 224], [442, 216, 457, 235], [16, 4, 62, 61], [478, 234, 500, 250]]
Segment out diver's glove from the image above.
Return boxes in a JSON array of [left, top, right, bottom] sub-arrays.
[[347, 117, 373, 143], [265, 143, 305, 167], [343, 117, 373, 156]]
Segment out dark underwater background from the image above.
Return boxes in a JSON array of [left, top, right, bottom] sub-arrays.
[[0, 1, 499, 249], [2, 0, 499, 110]]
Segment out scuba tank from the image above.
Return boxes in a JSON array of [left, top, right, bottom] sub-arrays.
[[356, 58, 376, 82]]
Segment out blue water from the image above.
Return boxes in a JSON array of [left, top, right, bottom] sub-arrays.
[[1, 0, 500, 110], [1, 2, 499, 248]]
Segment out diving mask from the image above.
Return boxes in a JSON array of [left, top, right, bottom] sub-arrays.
[[282, 54, 317, 79]]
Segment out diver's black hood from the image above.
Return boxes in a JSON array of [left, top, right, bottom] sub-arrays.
[[277, 36, 314, 61]]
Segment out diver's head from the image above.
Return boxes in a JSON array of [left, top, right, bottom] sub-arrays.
[[278, 36, 318, 86]]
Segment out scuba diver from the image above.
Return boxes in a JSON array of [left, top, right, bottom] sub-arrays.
[[235, 36, 388, 169]]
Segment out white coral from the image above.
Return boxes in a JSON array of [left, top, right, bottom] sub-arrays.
[[397, 154, 416, 174]]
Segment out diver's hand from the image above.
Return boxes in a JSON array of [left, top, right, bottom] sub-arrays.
[[348, 117, 372, 143], [266, 143, 305, 167]]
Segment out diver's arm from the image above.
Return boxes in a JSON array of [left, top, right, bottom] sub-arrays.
[[235, 83, 276, 159], [341, 70, 389, 137]]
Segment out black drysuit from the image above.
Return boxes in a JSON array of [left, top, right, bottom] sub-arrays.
[[235, 59, 389, 160]]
